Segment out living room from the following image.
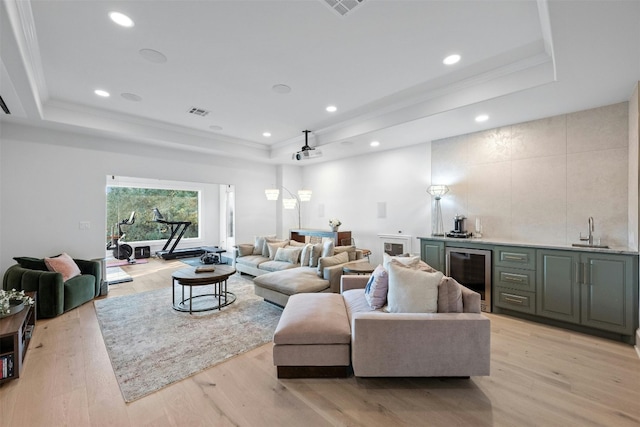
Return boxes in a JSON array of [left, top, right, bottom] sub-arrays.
[[1, 0, 640, 425]]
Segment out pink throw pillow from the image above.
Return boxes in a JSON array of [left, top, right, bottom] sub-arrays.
[[45, 253, 81, 281], [364, 264, 388, 309]]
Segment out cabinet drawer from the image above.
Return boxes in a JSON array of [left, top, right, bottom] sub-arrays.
[[495, 288, 536, 314], [494, 266, 536, 292], [494, 246, 536, 270]]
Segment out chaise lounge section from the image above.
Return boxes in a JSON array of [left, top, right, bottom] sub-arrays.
[[273, 261, 491, 378]]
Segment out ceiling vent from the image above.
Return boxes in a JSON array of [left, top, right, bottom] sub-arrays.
[[0, 95, 10, 114], [187, 106, 210, 117], [322, 0, 366, 17]]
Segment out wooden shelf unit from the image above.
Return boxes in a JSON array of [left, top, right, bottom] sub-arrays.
[[0, 292, 36, 383]]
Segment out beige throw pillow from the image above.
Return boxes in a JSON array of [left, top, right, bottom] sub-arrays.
[[317, 251, 349, 277], [263, 239, 289, 259], [334, 245, 356, 261], [386, 260, 443, 313], [274, 247, 303, 264], [309, 243, 323, 267], [237, 244, 254, 257], [264, 238, 287, 257], [44, 253, 81, 282]]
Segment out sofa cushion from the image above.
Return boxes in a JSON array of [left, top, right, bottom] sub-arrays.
[[253, 235, 274, 255], [334, 245, 357, 261], [13, 256, 47, 271], [364, 264, 388, 309], [258, 260, 299, 272], [274, 247, 302, 264], [300, 244, 313, 266], [321, 240, 335, 258], [288, 240, 306, 247], [309, 243, 323, 267], [317, 251, 349, 277], [438, 276, 464, 313], [253, 267, 330, 295], [274, 293, 351, 345], [237, 244, 254, 257], [386, 260, 443, 313], [45, 253, 81, 282], [383, 253, 437, 272], [235, 254, 270, 269], [342, 288, 376, 323], [267, 240, 289, 259]]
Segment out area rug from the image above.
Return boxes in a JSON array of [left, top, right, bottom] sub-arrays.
[[105, 266, 133, 285], [94, 274, 282, 402]]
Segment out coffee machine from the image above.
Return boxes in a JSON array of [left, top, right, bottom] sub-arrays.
[[446, 214, 473, 238]]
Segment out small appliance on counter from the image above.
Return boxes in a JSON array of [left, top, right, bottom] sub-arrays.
[[446, 214, 473, 238]]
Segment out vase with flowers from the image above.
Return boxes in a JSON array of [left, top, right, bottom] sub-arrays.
[[0, 289, 34, 318], [329, 218, 342, 232]]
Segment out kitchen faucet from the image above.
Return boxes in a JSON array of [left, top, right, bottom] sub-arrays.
[[580, 217, 594, 245]]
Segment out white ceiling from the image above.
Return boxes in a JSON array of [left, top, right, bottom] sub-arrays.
[[1, 0, 639, 164]]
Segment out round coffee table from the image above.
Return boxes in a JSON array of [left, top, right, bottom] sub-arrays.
[[172, 265, 237, 313], [342, 261, 376, 275]]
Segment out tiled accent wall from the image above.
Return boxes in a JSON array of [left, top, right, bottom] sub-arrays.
[[432, 102, 629, 247]]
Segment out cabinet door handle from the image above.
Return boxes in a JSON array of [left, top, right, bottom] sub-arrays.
[[583, 262, 589, 286], [575, 262, 581, 285], [503, 273, 525, 283], [503, 254, 526, 261]]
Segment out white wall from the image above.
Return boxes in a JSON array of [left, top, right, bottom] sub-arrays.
[[0, 122, 277, 273], [302, 143, 432, 266], [432, 102, 630, 248]]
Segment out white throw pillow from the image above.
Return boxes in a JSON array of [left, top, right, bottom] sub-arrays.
[[383, 253, 437, 272], [321, 240, 335, 258], [300, 243, 313, 266], [386, 260, 443, 313], [274, 246, 302, 264]]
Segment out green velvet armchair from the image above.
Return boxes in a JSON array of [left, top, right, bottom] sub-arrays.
[[2, 257, 102, 318]]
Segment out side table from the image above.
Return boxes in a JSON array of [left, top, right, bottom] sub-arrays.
[[343, 262, 376, 275]]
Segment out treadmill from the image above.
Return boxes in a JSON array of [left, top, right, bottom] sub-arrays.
[[152, 208, 205, 260]]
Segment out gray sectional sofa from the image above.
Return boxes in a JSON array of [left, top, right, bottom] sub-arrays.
[[234, 237, 365, 306]]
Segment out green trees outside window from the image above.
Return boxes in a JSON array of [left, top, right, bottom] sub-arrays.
[[106, 187, 200, 243]]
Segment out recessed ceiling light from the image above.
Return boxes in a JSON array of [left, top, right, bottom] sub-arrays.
[[209, 125, 223, 131], [121, 92, 142, 102], [272, 84, 291, 94], [263, 132, 271, 137], [139, 48, 167, 64], [443, 54, 461, 65], [109, 11, 134, 28], [94, 89, 110, 97], [370, 141, 380, 147], [326, 105, 337, 113], [475, 114, 489, 122]]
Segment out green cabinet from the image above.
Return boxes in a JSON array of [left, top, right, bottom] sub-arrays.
[[494, 246, 537, 315], [420, 240, 445, 272], [537, 250, 637, 335]]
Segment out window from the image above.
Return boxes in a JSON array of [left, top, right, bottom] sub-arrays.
[[107, 179, 200, 243]]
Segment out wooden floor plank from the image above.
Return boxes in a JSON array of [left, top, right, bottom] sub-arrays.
[[1, 257, 638, 427]]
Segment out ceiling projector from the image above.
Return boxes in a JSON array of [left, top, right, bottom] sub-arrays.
[[293, 130, 322, 161]]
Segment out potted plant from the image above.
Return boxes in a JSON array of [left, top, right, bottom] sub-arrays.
[[329, 218, 342, 232], [0, 289, 34, 318]]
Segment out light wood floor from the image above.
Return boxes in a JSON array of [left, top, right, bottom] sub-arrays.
[[1, 258, 639, 427]]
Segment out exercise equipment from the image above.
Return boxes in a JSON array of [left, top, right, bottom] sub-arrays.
[[152, 208, 205, 260], [107, 211, 136, 262]]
